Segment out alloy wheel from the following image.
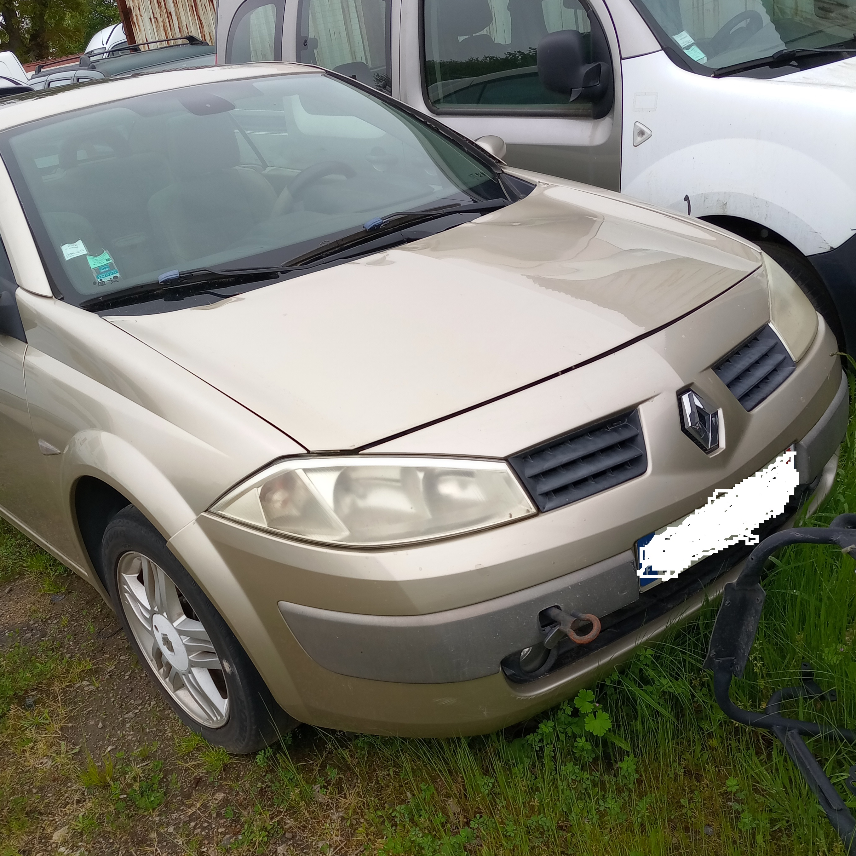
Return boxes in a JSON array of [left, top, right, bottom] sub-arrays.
[[117, 551, 229, 728]]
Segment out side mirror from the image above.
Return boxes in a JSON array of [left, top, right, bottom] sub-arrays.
[[537, 30, 613, 118], [475, 135, 507, 162]]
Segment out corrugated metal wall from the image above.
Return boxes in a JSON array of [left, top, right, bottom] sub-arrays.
[[127, 0, 217, 46]]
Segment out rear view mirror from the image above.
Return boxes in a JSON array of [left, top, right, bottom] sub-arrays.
[[537, 30, 613, 119]]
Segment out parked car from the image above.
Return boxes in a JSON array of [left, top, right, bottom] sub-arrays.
[[28, 37, 214, 90], [0, 51, 28, 85], [0, 76, 32, 96], [0, 64, 845, 750], [85, 22, 128, 58], [215, 0, 856, 355]]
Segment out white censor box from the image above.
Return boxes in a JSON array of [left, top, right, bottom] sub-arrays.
[[637, 448, 800, 587]]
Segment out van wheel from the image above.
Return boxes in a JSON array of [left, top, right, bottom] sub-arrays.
[[102, 506, 296, 753], [756, 240, 845, 348]]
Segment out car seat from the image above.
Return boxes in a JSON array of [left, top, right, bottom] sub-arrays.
[[148, 112, 276, 266], [437, 0, 504, 61]]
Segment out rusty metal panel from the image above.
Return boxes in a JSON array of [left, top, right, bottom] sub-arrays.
[[128, 0, 217, 46]]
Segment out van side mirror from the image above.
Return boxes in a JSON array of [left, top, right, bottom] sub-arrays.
[[0, 280, 26, 343], [475, 135, 507, 162], [537, 30, 613, 119]]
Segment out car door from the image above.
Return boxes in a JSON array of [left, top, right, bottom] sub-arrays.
[[0, 235, 57, 538], [400, 0, 622, 190]]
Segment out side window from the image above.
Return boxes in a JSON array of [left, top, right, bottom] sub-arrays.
[[297, 0, 391, 93], [422, 0, 611, 115], [226, 0, 284, 63]]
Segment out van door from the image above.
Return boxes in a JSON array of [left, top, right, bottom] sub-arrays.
[[401, 0, 622, 190], [290, 0, 392, 93]]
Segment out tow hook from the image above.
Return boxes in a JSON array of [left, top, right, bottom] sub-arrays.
[[706, 513, 856, 853], [541, 606, 602, 649]]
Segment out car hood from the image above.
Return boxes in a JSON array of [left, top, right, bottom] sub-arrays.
[[109, 179, 760, 451]]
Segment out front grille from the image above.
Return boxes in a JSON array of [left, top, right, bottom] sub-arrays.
[[713, 325, 795, 411], [509, 411, 647, 512]]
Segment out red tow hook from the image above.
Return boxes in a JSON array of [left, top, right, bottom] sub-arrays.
[[541, 605, 602, 648]]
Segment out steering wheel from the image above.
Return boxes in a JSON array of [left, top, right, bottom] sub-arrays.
[[273, 160, 358, 216], [707, 10, 764, 58]]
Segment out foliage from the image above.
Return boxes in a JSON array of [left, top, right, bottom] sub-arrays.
[[0, 0, 118, 63]]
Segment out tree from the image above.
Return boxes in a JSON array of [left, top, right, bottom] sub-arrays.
[[0, 0, 119, 63]]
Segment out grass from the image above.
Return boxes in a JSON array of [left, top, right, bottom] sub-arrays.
[[5, 381, 856, 853]]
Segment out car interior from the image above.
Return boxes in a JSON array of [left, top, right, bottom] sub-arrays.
[[5, 75, 501, 299], [423, 0, 609, 111]]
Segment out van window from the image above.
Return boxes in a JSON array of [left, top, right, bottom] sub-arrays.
[[422, 0, 611, 115], [297, 0, 391, 92], [226, 0, 283, 63]]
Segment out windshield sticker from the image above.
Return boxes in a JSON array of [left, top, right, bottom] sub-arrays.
[[86, 250, 120, 284], [61, 240, 88, 261], [673, 31, 708, 63]]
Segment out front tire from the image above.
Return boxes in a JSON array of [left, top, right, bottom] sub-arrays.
[[103, 506, 295, 753]]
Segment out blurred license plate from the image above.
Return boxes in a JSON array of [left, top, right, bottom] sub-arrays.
[[636, 447, 799, 590]]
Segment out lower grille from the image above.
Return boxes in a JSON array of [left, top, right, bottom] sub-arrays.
[[508, 411, 647, 512], [713, 325, 795, 411]]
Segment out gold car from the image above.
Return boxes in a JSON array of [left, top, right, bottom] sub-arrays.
[[0, 65, 845, 752]]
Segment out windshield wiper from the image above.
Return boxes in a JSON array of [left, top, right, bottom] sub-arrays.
[[80, 265, 283, 310], [714, 43, 856, 77], [282, 198, 509, 269], [81, 199, 509, 311]]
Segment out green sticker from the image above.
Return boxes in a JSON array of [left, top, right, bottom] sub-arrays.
[[87, 250, 120, 284]]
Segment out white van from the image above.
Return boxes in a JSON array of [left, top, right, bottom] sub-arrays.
[[215, 0, 856, 351]]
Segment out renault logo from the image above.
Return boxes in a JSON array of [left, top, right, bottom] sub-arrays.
[[678, 389, 720, 453]]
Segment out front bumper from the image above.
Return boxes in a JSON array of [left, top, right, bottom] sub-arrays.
[[277, 371, 847, 687], [168, 306, 845, 736]]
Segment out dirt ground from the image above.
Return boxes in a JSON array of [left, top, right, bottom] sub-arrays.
[[1, 567, 341, 856]]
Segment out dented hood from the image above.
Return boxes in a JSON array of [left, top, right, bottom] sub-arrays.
[[109, 180, 760, 451]]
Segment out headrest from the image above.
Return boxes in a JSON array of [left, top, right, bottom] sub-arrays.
[[438, 0, 494, 37], [166, 112, 239, 180]]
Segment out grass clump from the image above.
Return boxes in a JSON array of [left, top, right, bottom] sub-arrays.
[[0, 517, 68, 592]]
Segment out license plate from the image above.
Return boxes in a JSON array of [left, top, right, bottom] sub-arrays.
[[636, 447, 799, 590]]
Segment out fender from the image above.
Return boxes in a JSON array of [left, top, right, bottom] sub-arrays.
[[619, 51, 856, 257]]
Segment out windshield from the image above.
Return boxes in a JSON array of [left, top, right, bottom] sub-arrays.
[[632, 0, 856, 70], [0, 73, 503, 306]]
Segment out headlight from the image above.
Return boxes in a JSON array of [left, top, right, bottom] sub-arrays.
[[210, 457, 537, 547], [763, 252, 818, 361]]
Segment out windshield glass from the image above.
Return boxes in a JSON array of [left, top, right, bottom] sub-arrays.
[[633, 0, 856, 70], [0, 73, 503, 304]]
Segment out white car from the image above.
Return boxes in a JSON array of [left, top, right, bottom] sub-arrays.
[[85, 23, 128, 58], [215, 0, 856, 358], [0, 51, 27, 85]]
